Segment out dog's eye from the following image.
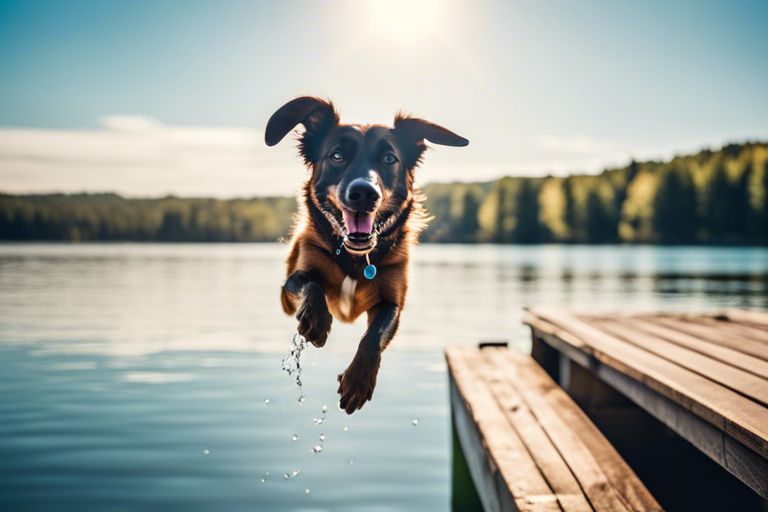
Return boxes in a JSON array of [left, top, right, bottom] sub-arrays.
[[329, 150, 344, 163], [382, 153, 398, 165]]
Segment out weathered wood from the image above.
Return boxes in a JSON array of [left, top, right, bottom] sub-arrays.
[[446, 347, 559, 511], [679, 315, 768, 345], [477, 350, 594, 512], [447, 345, 661, 511], [486, 348, 662, 512], [524, 309, 768, 500], [589, 317, 768, 406], [652, 316, 768, 361], [723, 309, 768, 330], [526, 307, 768, 460], [622, 316, 768, 380], [481, 349, 627, 511]]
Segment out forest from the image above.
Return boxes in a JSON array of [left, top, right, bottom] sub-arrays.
[[1, 141, 767, 245]]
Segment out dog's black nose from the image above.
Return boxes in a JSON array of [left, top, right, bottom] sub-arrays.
[[345, 178, 381, 212]]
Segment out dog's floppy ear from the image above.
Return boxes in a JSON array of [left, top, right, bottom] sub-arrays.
[[394, 113, 468, 168], [394, 114, 469, 147], [265, 96, 339, 162]]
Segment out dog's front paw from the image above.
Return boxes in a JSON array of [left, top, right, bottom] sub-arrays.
[[296, 283, 332, 347], [337, 352, 380, 414]]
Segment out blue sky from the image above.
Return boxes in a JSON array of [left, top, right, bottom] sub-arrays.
[[1, 0, 767, 197]]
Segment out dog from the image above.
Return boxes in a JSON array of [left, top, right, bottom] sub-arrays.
[[265, 96, 468, 414]]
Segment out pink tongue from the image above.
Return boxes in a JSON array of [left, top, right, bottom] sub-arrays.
[[342, 209, 374, 234]]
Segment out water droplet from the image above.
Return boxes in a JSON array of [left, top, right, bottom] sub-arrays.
[[305, 488, 311, 495], [298, 396, 306, 404], [343, 426, 349, 432], [292, 470, 300, 477], [260, 478, 266, 484], [263, 398, 270, 406], [291, 434, 299, 442], [319, 433, 326, 441], [283, 473, 290, 479], [348, 459, 354, 466], [282, 334, 308, 403], [312, 445, 323, 454], [202, 449, 210, 455], [321, 405, 328, 413], [313, 417, 324, 425], [412, 419, 419, 426]]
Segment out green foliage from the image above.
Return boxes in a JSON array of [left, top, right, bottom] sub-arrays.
[[1, 142, 766, 245], [652, 166, 697, 243], [0, 194, 296, 242]]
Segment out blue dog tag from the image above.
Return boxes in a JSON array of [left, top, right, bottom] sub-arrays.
[[363, 264, 377, 280]]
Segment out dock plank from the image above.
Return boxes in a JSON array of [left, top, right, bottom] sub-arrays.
[[525, 307, 768, 460], [587, 316, 768, 406], [485, 348, 663, 512], [619, 316, 768, 380], [476, 350, 594, 512], [679, 315, 768, 345], [447, 346, 662, 511], [723, 310, 768, 330], [446, 347, 560, 511], [651, 316, 768, 361]]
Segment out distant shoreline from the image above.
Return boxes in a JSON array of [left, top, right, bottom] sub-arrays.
[[2, 141, 767, 246]]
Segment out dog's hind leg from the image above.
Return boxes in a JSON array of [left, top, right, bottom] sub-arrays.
[[337, 302, 400, 413], [282, 270, 333, 348]]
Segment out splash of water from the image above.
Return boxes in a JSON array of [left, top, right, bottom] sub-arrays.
[[282, 469, 301, 480], [281, 333, 308, 403]]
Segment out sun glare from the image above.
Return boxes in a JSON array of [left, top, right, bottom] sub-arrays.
[[347, 0, 449, 50]]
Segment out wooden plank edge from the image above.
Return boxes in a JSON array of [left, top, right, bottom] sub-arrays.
[[497, 348, 663, 512], [525, 308, 768, 459], [446, 347, 561, 512], [522, 332, 768, 501]]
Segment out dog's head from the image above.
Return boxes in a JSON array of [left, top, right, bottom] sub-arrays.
[[265, 96, 468, 254]]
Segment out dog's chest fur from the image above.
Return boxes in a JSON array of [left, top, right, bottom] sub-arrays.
[[339, 276, 357, 319]]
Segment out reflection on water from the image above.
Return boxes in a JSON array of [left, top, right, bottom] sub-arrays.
[[1, 243, 765, 356], [0, 346, 448, 511], [0, 243, 766, 510]]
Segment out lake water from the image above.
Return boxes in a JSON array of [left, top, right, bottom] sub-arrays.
[[1, 243, 766, 511]]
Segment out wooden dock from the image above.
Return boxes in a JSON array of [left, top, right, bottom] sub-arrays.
[[447, 309, 768, 511], [446, 344, 661, 511], [524, 308, 768, 503]]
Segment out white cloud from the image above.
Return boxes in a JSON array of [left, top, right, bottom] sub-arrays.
[[0, 118, 759, 198], [101, 115, 164, 132], [0, 116, 305, 197]]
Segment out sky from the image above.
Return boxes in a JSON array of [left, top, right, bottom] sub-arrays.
[[1, 0, 767, 197]]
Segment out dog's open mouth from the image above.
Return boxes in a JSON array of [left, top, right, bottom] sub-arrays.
[[341, 208, 377, 252]]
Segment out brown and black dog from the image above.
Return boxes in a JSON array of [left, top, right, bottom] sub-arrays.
[[265, 96, 468, 414]]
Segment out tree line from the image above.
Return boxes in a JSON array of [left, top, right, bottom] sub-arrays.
[[423, 141, 767, 244], [1, 141, 766, 245]]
